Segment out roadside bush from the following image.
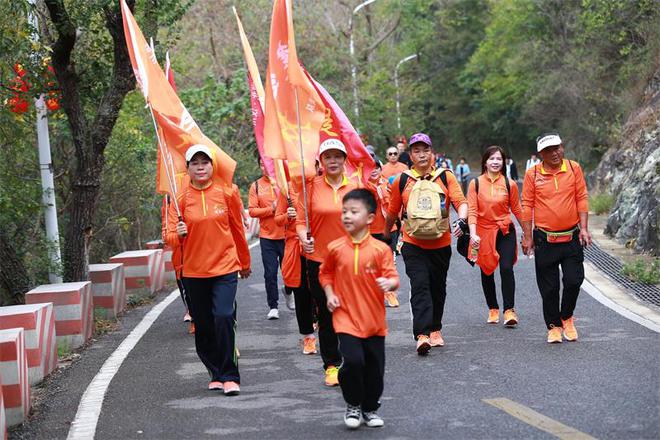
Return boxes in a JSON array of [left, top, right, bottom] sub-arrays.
[[590, 193, 615, 215], [622, 258, 660, 285]]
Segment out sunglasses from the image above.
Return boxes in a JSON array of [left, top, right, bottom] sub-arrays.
[[387, 152, 398, 156]]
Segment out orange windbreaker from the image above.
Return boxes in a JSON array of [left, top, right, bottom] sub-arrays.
[[295, 174, 360, 263], [387, 168, 467, 249], [164, 182, 250, 278], [369, 178, 396, 235], [275, 187, 301, 288], [521, 160, 589, 231], [467, 174, 523, 275], [319, 233, 400, 338], [381, 161, 408, 179], [248, 176, 286, 240]]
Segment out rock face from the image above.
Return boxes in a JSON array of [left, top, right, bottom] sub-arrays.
[[591, 65, 659, 255]]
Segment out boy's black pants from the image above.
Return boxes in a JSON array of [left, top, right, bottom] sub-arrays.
[[481, 226, 517, 310], [338, 334, 385, 412], [400, 243, 451, 337], [533, 230, 584, 328]]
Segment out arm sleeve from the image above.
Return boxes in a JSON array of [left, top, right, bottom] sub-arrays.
[[467, 179, 478, 225], [380, 246, 400, 290], [228, 188, 251, 270], [446, 172, 467, 212], [163, 194, 183, 249], [509, 180, 524, 222], [387, 175, 403, 218], [521, 168, 535, 222], [574, 163, 589, 213], [318, 248, 336, 289], [248, 182, 273, 218]]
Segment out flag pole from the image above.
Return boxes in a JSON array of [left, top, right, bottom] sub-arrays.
[[293, 87, 311, 237]]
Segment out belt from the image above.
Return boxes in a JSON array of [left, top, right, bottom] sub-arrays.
[[535, 226, 579, 239]]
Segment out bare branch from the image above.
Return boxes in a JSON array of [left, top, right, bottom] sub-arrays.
[[363, 12, 400, 56]]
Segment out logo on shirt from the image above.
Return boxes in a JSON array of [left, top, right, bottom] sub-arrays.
[[213, 204, 226, 216], [365, 260, 378, 275]]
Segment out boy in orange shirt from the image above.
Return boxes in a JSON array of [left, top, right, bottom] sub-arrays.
[[319, 189, 399, 429]]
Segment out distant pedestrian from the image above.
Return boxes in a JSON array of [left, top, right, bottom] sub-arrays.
[[521, 133, 592, 344], [165, 145, 251, 396], [382, 146, 408, 179], [455, 157, 471, 195], [526, 153, 540, 171], [396, 141, 413, 168], [467, 146, 524, 326], [320, 189, 399, 429], [505, 157, 519, 181]]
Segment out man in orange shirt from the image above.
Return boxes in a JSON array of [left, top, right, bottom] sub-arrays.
[[248, 159, 293, 319], [320, 189, 399, 429], [381, 146, 408, 179], [521, 133, 592, 344], [384, 133, 468, 355]]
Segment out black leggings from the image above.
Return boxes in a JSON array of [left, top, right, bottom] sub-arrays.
[[480, 226, 516, 311]]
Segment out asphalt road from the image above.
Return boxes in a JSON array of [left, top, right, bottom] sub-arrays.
[[11, 241, 659, 439]]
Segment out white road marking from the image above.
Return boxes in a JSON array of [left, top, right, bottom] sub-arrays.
[[249, 240, 260, 249], [67, 289, 179, 440]]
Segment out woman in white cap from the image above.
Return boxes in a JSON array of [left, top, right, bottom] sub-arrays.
[[295, 138, 360, 387], [164, 144, 251, 395]]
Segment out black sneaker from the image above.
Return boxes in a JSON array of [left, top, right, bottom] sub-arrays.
[[362, 410, 384, 427], [344, 404, 362, 429]]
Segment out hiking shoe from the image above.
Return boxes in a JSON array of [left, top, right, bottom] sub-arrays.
[[344, 404, 362, 429], [325, 366, 339, 387], [208, 381, 223, 391], [362, 411, 384, 428], [562, 317, 578, 341], [267, 308, 279, 320], [547, 326, 562, 344], [302, 336, 317, 355], [503, 309, 518, 327], [487, 309, 499, 324], [223, 381, 240, 396], [188, 322, 195, 334], [384, 292, 400, 308], [416, 335, 431, 355], [429, 330, 445, 347], [285, 292, 296, 310], [183, 312, 192, 322]]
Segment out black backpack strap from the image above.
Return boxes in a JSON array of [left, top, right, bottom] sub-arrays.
[[439, 169, 448, 188], [504, 176, 510, 195], [398, 171, 410, 194], [475, 176, 480, 194]]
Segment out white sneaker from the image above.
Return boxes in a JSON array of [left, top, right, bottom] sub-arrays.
[[183, 312, 192, 322], [362, 411, 384, 428], [267, 309, 279, 320], [344, 404, 362, 429], [285, 292, 296, 310]]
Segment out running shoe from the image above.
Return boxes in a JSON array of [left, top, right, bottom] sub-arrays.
[[384, 292, 400, 308], [267, 309, 279, 320], [487, 309, 499, 324], [208, 381, 223, 391], [362, 411, 384, 428], [188, 322, 195, 334], [416, 335, 431, 355], [547, 326, 562, 344], [285, 292, 296, 310], [562, 317, 578, 341], [223, 381, 240, 396], [302, 335, 317, 355], [429, 330, 445, 347], [183, 312, 192, 322], [325, 365, 339, 387], [503, 309, 518, 327], [344, 404, 362, 429]]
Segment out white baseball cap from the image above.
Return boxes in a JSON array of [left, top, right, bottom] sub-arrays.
[[318, 138, 347, 156], [536, 134, 562, 152], [185, 144, 213, 162]]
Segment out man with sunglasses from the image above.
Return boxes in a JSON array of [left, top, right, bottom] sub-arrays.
[[521, 133, 592, 344], [382, 146, 409, 179]]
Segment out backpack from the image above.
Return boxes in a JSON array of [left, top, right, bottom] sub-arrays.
[[398, 169, 450, 240]]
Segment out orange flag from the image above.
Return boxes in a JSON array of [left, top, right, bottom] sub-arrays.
[[263, 0, 325, 182], [121, 0, 235, 195]]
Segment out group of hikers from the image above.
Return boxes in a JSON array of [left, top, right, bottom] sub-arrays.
[[162, 131, 591, 429]]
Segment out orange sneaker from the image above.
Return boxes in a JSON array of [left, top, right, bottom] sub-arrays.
[[487, 309, 499, 324], [385, 292, 400, 308], [324, 365, 339, 387], [562, 317, 578, 341], [547, 326, 562, 343], [503, 309, 518, 327], [429, 330, 445, 347], [188, 322, 195, 334], [416, 335, 431, 355], [302, 336, 317, 354]]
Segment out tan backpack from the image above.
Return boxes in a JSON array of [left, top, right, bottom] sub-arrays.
[[400, 169, 450, 240]]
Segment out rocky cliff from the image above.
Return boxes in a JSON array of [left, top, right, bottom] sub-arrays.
[[591, 65, 659, 255]]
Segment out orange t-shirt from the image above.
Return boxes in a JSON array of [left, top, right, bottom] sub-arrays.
[[248, 176, 286, 240], [164, 182, 251, 278], [387, 168, 467, 249], [521, 160, 589, 231], [381, 161, 408, 179], [295, 174, 360, 263], [319, 233, 400, 338]]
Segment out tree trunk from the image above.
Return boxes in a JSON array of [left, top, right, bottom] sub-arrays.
[[0, 230, 31, 305]]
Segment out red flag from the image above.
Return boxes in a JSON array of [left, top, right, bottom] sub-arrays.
[[264, 0, 325, 182], [121, 0, 235, 195]]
